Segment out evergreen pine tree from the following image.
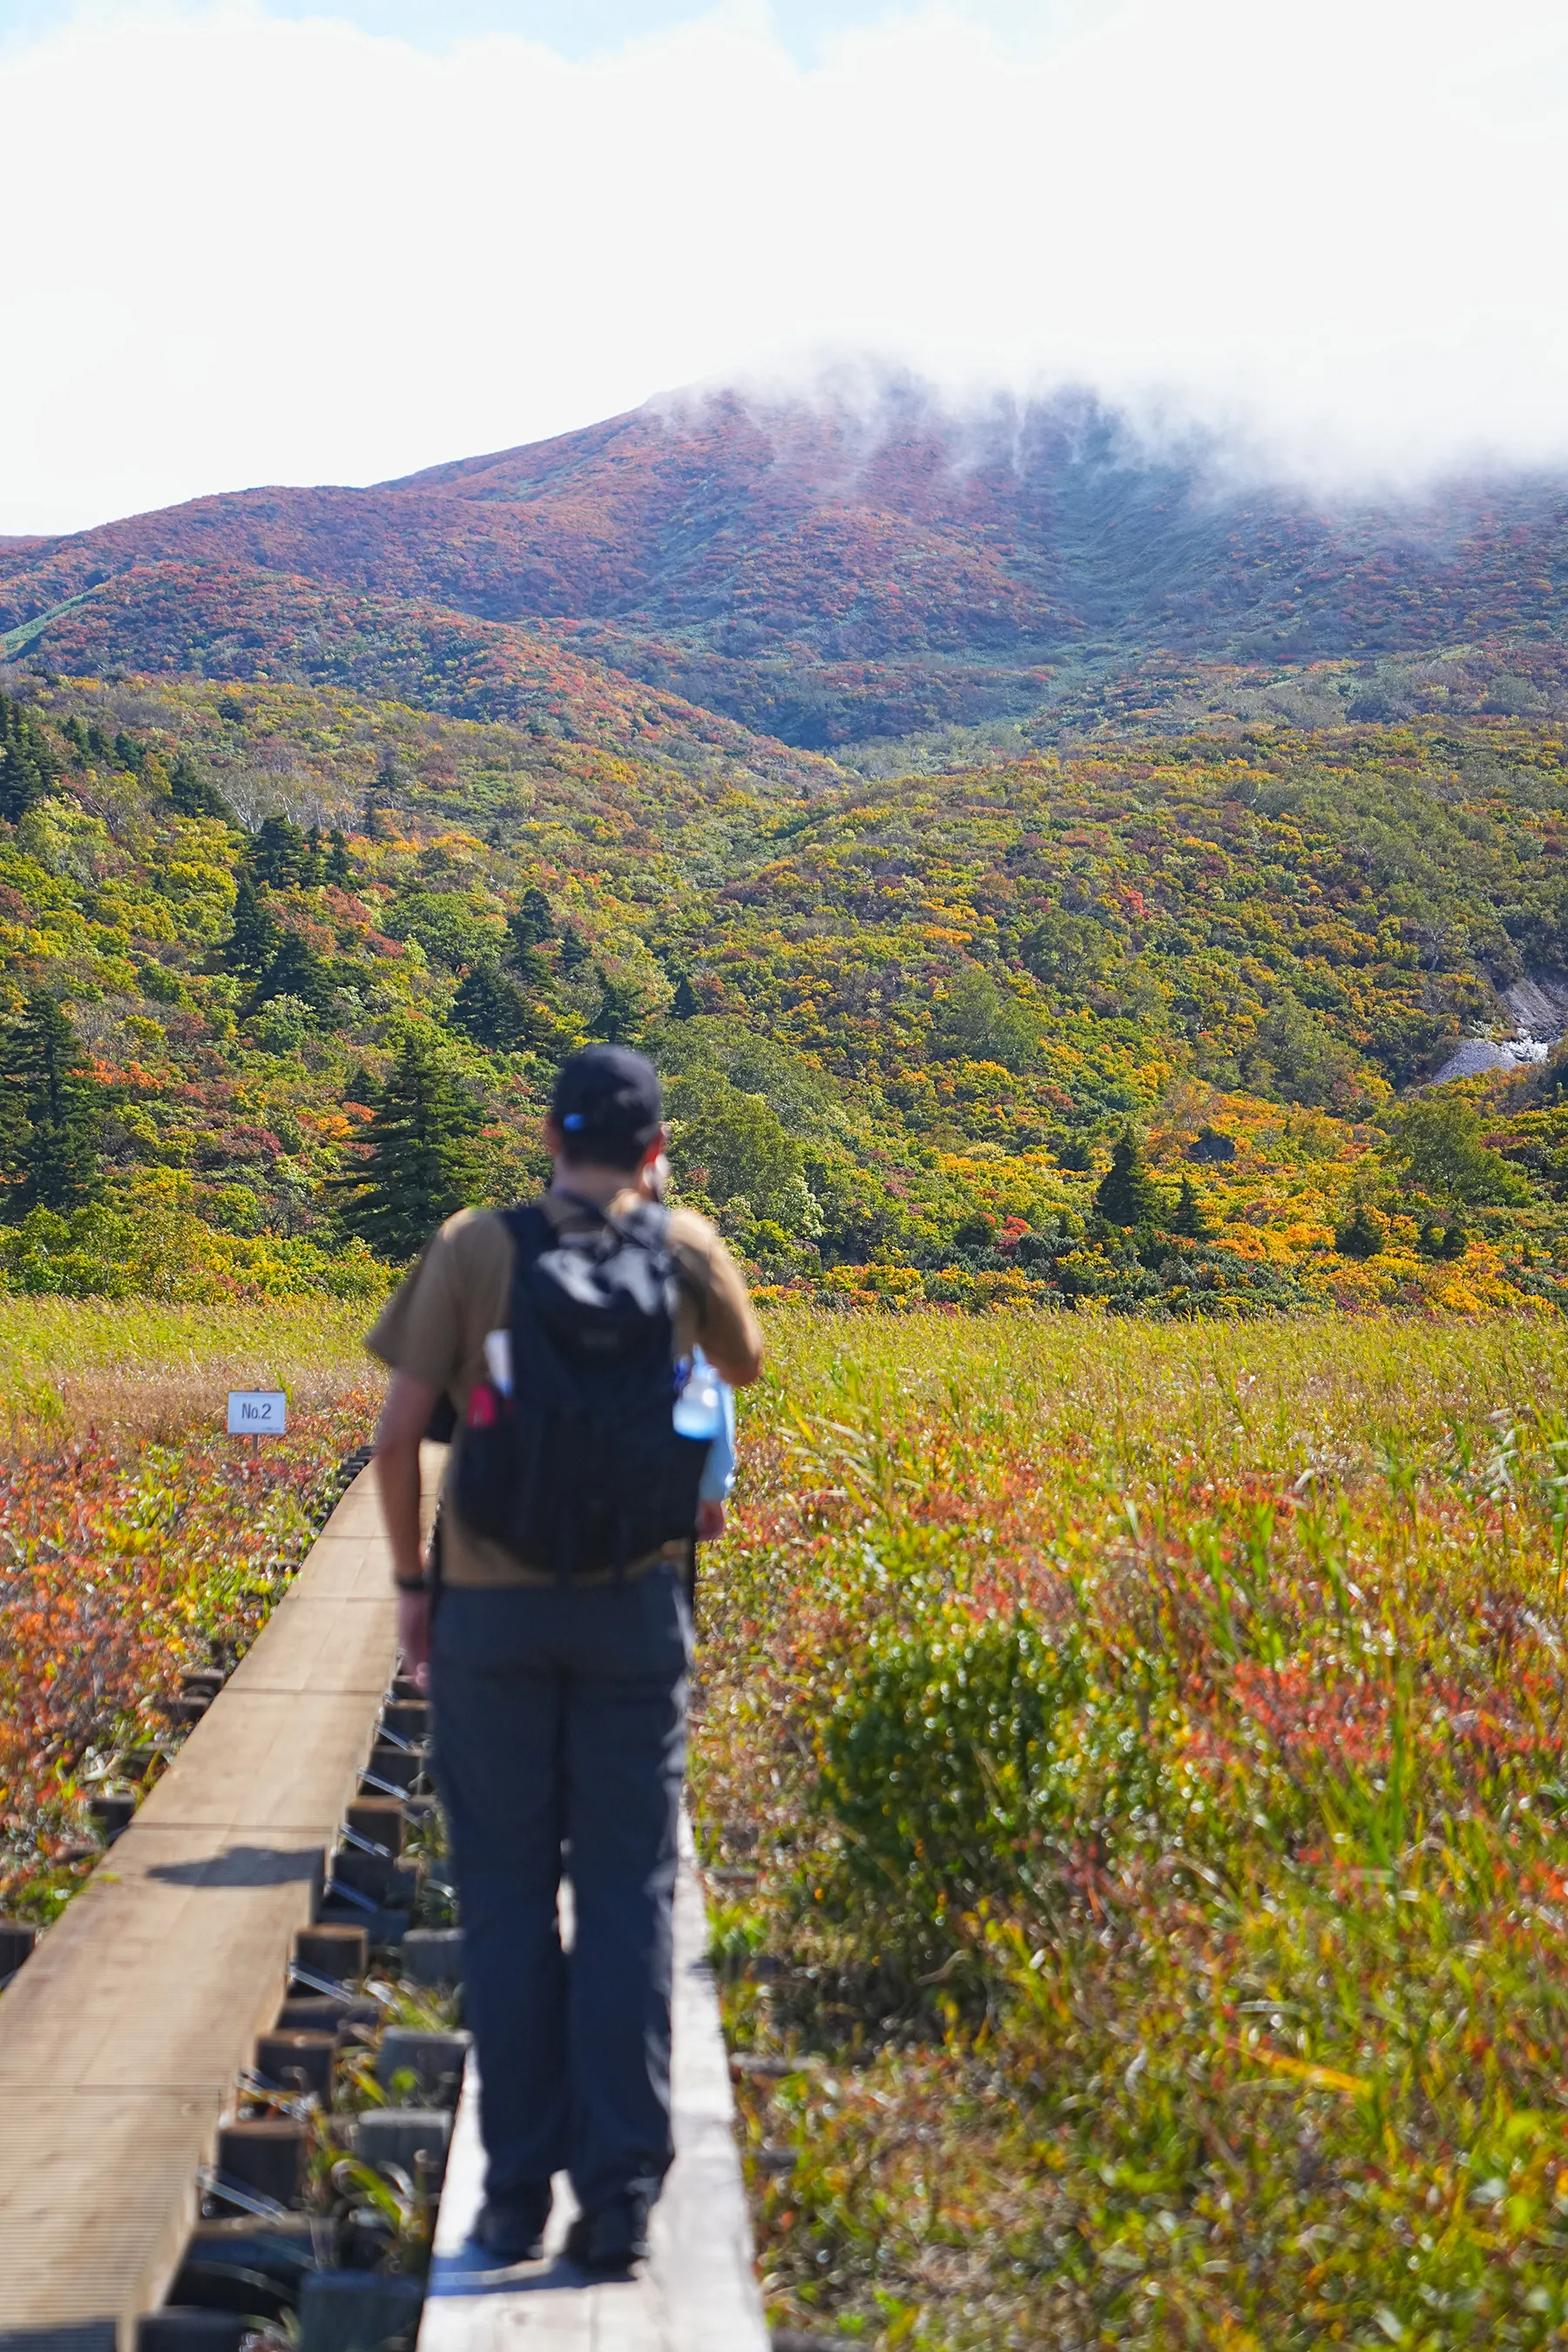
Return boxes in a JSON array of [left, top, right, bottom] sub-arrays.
[[559, 927, 590, 977], [1094, 1131, 1163, 1228], [1172, 1173, 1213, 1240], [0, 991, 104, 1219], [167, 754, 232, 821], [671, 973, 701, 1019], [1335, 1205, 1384, 1260], [362, 752, 401, 841], [451, 963, 531, 1052], [252, 814, 308, 888], [248, 932, 333, 1016], [506, 936, 550, 990], [112, 730, 145, 776], [226, 873, 277, 977], [335, 1029, 483, 1259], [509, 887, 555, 949], [325, 828, 352, 885], [0, 690, 57, 824], [591, 971, 642, 1044]]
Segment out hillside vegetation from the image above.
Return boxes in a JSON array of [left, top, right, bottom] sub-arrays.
[[0, 668, 1564, 1311], [6, 391, 1568, 752]]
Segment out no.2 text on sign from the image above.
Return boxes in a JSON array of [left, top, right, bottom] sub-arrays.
[[227, 1390, 287, 1436]]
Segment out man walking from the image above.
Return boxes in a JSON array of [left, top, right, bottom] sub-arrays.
[[368, 1045, 763, 2269]]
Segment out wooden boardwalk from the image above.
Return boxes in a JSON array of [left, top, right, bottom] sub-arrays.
[[0, 1460, 405, 2352], [420, 1820, 769, 2352], [0, 1434, 768, 2352]]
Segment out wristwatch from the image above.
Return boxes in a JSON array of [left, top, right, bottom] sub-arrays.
[[394, 1576, 429, 1593]]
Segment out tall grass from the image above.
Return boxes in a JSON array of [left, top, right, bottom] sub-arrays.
[[0, 1298, 380, 1922], [0, 1296, 376, 1449], [697, 1311, 1568, 2349]]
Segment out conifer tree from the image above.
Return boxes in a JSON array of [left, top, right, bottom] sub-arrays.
[[509, 887, 555, 949], [0, 991, 104, 1219], [506, 936, 550, 990], [252, 814, 309, 889], [0, 691, 57, 824], [336, 1029, 483, 1260], [559, 927, 590, 977], [1335, 1204, 1384, 1260], [591, 972, 642, 1044], [451, 963, 531, 1053], [1094, 1131, 1163, 1228], [505, 897, 555, 986], [226, 873, 277, 977], [1172, 1173, 1213, 1240], [167, 754, 232, 821], [248, 932, 333, 1016], [325, 828, 352, 885], [671, 972, 700, 1019]]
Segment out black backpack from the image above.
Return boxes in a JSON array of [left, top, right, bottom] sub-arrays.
[[451, 1199, 711, 1578]]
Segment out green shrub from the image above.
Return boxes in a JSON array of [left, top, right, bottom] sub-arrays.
[[815, 1606, 1086, 1937]]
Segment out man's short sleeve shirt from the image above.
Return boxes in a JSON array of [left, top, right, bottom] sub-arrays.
[[365, 1195, 759, 1587]]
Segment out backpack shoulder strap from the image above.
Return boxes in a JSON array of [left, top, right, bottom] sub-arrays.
[[502, 1202, 554, 1262], [602, 1197, 672, 1250]]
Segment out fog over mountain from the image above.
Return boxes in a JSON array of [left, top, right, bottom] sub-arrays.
[[5, 0, 1568, 530], [5, 383, 1567, 754]]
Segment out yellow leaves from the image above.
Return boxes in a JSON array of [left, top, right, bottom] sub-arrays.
[[1230, 2037, 1371, 2099], [295, 1104, 373, 1143]]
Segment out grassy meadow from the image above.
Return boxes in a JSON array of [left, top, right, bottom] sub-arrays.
[[696, 1311, 1568, 2349], [0, 1299, 379, 1918], [8, 1293, 1568, 2342]]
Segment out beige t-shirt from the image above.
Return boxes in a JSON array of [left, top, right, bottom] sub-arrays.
[[366, 1193, 762, 1588]]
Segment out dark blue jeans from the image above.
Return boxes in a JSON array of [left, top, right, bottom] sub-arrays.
[[429, 1565, 692, 2217]]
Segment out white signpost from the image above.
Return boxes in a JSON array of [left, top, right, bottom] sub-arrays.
[[227, 1390, 287, 1451]]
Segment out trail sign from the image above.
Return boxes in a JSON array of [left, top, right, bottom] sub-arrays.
[[227, 1390, 287, 1436]]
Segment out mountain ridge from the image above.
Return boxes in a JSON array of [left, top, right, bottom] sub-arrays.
[[8, 388, 1568, 750]]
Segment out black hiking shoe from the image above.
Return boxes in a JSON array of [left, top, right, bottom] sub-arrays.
[[470, 2187, 551, 2265], [564, 2192, 651, 2272]]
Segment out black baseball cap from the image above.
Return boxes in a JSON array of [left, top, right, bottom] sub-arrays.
[[551, 1045, 663, 1157]]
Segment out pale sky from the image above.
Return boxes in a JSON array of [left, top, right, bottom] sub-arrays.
[[6, 0, 1568, 534], [0, 0, 1014, 55]]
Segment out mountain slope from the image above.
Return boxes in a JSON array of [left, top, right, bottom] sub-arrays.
[[7, 389, 1568, 749], [3, 561, 840, 797]]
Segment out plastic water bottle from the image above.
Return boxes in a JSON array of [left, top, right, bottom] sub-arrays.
[[672, 1352, 723, 1442]]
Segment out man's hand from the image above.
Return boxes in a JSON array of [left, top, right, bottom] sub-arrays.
[[397, 1586, 433, 1690]]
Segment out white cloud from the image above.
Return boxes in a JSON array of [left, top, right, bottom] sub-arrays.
[[5, 0, 1568, 531]]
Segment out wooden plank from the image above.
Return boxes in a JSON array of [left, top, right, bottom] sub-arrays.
[[0, 1452, 427, 2352], [421, 1821, 768, 2352]]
